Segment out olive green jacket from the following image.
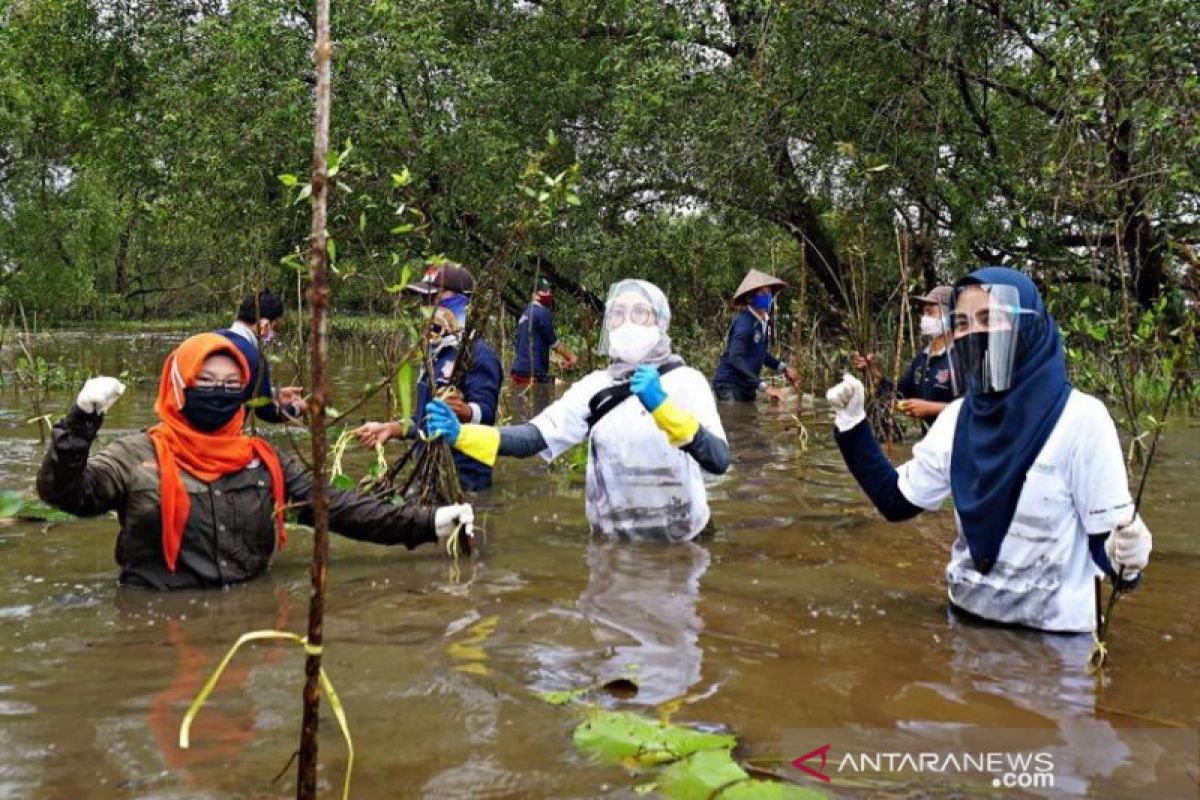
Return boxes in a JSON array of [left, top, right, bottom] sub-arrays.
[[37, 407, 436, 590]]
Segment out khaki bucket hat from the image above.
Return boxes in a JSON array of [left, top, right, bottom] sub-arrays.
[[732, 269, 788, 305]]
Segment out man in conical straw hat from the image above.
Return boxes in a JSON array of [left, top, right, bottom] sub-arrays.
[[712, 269, 799, 403]]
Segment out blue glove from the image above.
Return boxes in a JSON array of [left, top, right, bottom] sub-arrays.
[[424, 400, 461, 443], [630, 365, 668, 412]]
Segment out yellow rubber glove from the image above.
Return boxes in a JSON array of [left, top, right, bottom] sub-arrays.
[[650, 398, 700, 448], [452, 424, 501, 466]]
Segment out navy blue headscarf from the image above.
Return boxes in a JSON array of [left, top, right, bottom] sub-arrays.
[[949, 267, 1072, 573]]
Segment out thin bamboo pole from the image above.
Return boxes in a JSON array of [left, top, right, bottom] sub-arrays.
[[297, 0, 332, 796]]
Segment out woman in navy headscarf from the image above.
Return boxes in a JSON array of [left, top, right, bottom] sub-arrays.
[[824, 267, 1153, 633]]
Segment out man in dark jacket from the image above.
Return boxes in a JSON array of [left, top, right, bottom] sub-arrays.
[[712, 269, 798, 402], [216, 290, 306, 424], [354, 262, 504, 491], [510, 278, 578, 385]]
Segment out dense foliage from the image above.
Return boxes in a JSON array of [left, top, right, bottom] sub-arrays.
[[1, 0, 1196, 358]]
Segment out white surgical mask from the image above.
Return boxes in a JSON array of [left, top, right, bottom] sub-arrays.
[[607, 323, 660, 364], [919, 314, 947, 338]]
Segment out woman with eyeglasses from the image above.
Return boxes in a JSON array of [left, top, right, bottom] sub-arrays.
[[423, 279, 730, 542], [36, 333, 473, 590], [824, 267, 1153, 633]]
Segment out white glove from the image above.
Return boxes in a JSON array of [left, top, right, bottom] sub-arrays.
[[76, 377, 126, 415], [825, 372, 866, 432], [434, 503, 474, 543], [1105, 514, 1152, 578]]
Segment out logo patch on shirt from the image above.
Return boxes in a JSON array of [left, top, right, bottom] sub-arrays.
[[934, 368, 951, 385], [753, 332, 762, 344]]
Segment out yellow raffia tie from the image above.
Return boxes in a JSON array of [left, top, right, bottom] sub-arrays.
[[178, 630, 354, 800]]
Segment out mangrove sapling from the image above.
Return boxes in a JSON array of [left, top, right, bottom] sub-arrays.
[[884, 230, 911, 452], [1089, 323, 1193, 674]]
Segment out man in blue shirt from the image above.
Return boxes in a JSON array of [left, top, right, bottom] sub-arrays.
[[712, 269, 798, 402], [353, 263, 503, 491], [216, 290, 306, 424], [510, 278, 578, 385]]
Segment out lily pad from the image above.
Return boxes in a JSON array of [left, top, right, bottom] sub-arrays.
[[572, 710, 736, 768], [658, 750, 826, 800]]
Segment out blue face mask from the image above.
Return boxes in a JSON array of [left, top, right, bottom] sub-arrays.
[[751, 292, 773, 312], [439, 294, 470, 326]]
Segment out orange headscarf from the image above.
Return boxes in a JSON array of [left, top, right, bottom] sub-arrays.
[[147, 333, 287, 572]]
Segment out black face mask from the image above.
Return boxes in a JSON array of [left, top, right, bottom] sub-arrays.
[[181, 387, 243, 432]]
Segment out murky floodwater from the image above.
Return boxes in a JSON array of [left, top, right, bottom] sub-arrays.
[[0, 331, 1196, 799]]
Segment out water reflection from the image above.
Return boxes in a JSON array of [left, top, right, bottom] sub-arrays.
[[529, 540, 712, 707]]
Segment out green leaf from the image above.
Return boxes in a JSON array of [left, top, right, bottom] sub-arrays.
[[534, 687, 590, 706], [391, 168, 411, 187], [657, 750, 825, 800], [327, 237, 337, 263], [390, 223, 414, 235], [331, 474, 355, 491], [244, 396, 272, 408], [278, 173, 298, 187], [15, 499, 74, 523], [398, 361, 414, 421], [572, 710, 736, 767], [0, 490, 24, 519], [566, 193, 581, 206], [293, 183, 313, 205]]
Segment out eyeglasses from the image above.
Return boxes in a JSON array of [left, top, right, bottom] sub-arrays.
[[192, 378, 246, 392], [950, 306, 1028, 335], [605, 303, 656, 329]]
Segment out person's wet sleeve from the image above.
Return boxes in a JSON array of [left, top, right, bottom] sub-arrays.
[[280, 452, 436, 547], [36, 406, 128, 517], [834, 419, 924, 522], [670, 369, 729, 474], [498, 424, 548, 458], [682, 427, 730, 474]]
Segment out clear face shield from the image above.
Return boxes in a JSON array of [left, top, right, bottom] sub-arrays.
[[949, 284, 1040, 394]]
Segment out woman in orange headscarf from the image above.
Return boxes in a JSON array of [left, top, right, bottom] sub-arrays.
[[37, 333, 472, 590]]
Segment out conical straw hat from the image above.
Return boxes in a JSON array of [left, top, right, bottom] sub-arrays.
[[732, 269, 787, 305]]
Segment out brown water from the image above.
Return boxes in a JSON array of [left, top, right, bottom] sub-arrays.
[[0, 330, 1197, 799]]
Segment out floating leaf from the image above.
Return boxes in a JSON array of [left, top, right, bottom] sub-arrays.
[[0, 490, 24, 519], [16, 499, 74, 523], [572, 710, 735, 768], [658, 750, 825, 800], [535, 687, 590, 706]]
